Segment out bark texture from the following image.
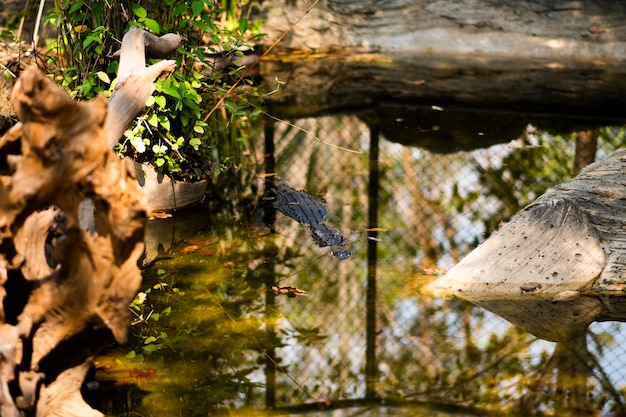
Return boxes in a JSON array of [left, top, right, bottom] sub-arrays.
[[0, 26, 179, 416], [261, 0, 626, 56], [259, 0, 626, 151]]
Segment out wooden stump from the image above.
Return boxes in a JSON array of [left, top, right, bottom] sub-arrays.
[[427, 150, 626, 341], [0, 27, 180, 416]]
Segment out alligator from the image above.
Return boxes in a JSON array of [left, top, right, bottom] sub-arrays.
[[270, 182, 353, 260]]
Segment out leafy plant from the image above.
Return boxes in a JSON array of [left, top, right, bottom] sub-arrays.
[[45, 0, 266, 181], [127, 268, 180, 361]]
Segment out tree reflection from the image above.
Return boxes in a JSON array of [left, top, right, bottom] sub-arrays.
[[89, 116, 626, 416]]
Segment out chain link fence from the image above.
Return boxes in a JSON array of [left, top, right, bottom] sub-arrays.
[[256, 113, 626, 415]]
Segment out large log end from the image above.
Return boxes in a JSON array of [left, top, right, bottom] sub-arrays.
[[427, 198, 606, 299]]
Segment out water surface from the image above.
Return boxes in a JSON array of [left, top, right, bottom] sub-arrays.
[[90, 59, 626, 416]]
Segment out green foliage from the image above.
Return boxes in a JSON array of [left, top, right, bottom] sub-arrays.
[[452, 128, 574, 236], [45, 0, 266, 181], [128, 276, 179, 361], [121, 232, 279, 413]]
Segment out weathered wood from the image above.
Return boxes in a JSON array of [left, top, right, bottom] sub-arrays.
[[430, 198, 607, 296], [104, 26, 180, 148], [259, 0, 626, 152], [260, 0, 626, 59], [0, 26, 181, 416], [427, 149, 626, 341]]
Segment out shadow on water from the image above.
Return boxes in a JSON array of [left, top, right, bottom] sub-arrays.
[[88, 55, 626, 417]]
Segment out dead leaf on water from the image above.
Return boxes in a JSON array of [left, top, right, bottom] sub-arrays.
[[365, 227, 388, 232], [184, 238, 213, 246], [272, 285, 309, 297], [149, 211, 172, 219], [181, 245, 199, 254]]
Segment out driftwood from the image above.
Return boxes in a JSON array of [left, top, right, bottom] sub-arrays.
[[0, 27, 179, 416], [105, 26, 180, 147], [427, 149, 626, 342]]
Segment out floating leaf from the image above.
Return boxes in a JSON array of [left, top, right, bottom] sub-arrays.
[[271, 285, 309, 298], [181, 245, 199, 254]]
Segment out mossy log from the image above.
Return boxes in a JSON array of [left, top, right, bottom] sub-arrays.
[[0, 27, 179, 416], [427, 150, 626, 341]]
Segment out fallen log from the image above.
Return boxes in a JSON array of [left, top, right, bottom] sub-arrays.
[[0, 27, 179, 416], [427, 149, 626, 342]]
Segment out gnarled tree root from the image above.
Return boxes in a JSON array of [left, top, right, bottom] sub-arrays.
[[0, 25, 180, 416]]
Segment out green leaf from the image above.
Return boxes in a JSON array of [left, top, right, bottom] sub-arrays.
[[251, 32, 268, 41], [154, 95, 167, 109], [96, 71, 111, 84], [82, 36, 95, 48], [189, 138, 201, 149], [69, 2, 85, 14], [130, 135, 146, 153], [82, 78, 92, 96], [238, 18, 248, 34], [160, 86, 180, 98], [144, 336, 157, 344], [132, 4, 147, 18], [143, 18, 161, 34], [155, 157, 166, 167], [142, 344, 159, 353], [158, 117, 171, 131], [192, 19, 211, 32], [173, 3, 188, 15], [191, 0, 204, 16], [182, 97, 201, 111], [147, 113, 158, 127], [145, 96, 155, 107]]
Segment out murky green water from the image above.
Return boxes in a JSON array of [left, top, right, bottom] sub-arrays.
[[88, 107, 626, 416]]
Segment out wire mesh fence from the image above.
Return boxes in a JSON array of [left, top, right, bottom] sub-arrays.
[[254, 112, 626, 415]]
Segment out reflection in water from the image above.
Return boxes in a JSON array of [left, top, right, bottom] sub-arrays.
[[89, 114, 626, 416]]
